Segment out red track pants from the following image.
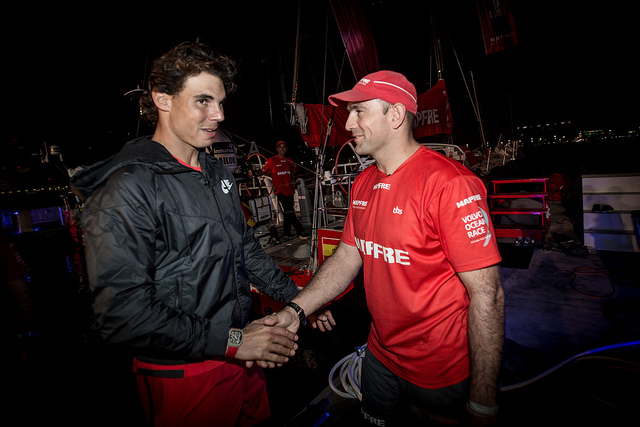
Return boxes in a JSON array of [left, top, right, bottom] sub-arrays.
[[133, 358, 270, 426]]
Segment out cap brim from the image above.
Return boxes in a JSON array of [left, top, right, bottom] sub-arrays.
[[328, 88, 375, 108]]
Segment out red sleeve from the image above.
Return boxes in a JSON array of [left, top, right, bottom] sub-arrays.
[[340, 172, 360, 248], [341, 201, 356, 247], [433, 175, 501, 272]]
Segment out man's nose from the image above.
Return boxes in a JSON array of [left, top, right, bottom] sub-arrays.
[[209, 105, 224, 121], [345, 111, 356, 130]]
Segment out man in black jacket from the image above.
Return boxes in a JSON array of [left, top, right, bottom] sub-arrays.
[[71, 41, 309, 426]]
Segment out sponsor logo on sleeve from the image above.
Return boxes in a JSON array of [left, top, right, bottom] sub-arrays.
[[461, 206, 492, 246], [456, 194, 482, 208]]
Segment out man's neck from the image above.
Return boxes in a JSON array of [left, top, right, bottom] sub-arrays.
[[376, 139, 421, 176], [153, 128, 201, 168]]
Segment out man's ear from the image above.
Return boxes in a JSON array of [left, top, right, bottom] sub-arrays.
[[152, 91, 171, 112], [390, 103, 407, 130]]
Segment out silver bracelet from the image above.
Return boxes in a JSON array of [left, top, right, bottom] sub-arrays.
[[467, 401, 498, 417]]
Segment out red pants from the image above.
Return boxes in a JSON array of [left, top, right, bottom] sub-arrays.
[[133, 358, 270, 427]]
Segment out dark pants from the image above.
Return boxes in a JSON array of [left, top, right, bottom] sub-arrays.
[[277, 193, 304, 236], [361, 350, 469, 426]]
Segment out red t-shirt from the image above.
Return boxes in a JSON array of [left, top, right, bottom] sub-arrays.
[[341, 146, 502, 388], [263, 155, 297, 196]]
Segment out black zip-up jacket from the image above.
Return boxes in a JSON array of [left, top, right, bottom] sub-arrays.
[[70, 137, 298, 364]]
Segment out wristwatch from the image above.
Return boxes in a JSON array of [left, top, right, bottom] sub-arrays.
[[225, 328, 243, 358], [284, 301, 307, 326]]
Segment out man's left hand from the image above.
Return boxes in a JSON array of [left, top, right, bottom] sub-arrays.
[[307, 309, 336, 331]]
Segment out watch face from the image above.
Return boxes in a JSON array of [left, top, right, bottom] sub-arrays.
[[229, 329, 243, 346]]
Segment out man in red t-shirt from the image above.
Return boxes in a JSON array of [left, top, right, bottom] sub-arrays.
[[262, 141, 308, 239], [267, 71, 504, 425]]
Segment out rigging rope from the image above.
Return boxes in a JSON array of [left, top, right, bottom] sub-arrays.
[[430, 5, 444, 84], [291, 0, 302, 103]]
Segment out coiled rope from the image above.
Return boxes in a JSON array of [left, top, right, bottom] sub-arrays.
[[328, 341, 640, 398], [328, 344, 367, 400]]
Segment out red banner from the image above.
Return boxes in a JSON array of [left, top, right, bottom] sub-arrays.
[[413, 80, 453, 137], [477, 0, 518, 55], [299, 104, 353, 148]]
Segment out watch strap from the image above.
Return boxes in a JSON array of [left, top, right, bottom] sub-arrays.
[[225, 328, 243, 358], [284, 301, 307, 326], [225, 344, 239, 358]]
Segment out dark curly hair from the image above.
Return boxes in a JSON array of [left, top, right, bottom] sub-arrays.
[[139, 41, 237, 125]]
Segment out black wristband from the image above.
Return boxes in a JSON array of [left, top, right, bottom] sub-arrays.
[[284, 301, 307, 326]]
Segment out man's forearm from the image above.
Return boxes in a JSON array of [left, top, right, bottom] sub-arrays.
[[460, 266, 504, 409], [292, 242, 362, 315]]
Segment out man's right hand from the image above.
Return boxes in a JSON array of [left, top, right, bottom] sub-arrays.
[[235, 319, 298, 369]]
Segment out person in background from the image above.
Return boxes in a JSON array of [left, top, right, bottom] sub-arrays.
[[266, 70, 504, 426], [261, 140, 308, 239], [1, 232, 35, 363], [70, 41, 309, 427]]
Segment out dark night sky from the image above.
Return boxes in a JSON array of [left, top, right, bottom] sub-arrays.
[[4, 1, 638, 167]]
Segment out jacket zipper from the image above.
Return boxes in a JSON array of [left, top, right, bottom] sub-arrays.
[[205, 176, 246, 322]]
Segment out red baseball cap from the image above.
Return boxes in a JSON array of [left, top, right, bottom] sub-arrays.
[[276, 140, 287, 147], [328, 70, 418, 115]]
